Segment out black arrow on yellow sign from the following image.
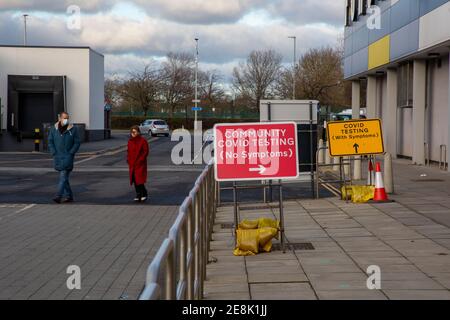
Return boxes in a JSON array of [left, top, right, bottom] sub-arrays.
[[353, 143, 360, 154]]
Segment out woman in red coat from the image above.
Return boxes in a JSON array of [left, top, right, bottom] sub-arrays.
[[127, 125, 149, 202]]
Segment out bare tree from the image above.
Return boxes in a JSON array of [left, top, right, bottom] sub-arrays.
[[198, 70, 225, 112], [275, 46, 348, 109], [232, 49, 283, 110], [160, 52, 195, 118], [104, 77, 121, 111], [299, 47, 346, 107], [119, 64, 162, 116]]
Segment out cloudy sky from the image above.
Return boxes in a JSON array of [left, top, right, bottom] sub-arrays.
[[0, 0, 345, 80]]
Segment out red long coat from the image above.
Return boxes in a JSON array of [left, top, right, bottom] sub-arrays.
[[127, 135, 149, 185]]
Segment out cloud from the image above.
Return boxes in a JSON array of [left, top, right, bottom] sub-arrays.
[[132, 0, 261, 24], [0, 0, 118, 13], [0, 0, 344, 26], [0, 2, 344, 79], [265, 0, 345, 26]]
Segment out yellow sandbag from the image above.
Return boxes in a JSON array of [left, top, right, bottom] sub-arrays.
[[235, 229, 259, 254], [238, 218, 280, 230], [234, 227, 279, 256], [341, 185, 375, 203], [258, 227, 278, 252], [258, 218, 280, 230], [233, 248, 256, 256], [238, 219, 259, 230]]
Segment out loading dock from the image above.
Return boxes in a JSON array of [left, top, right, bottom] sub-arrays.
[[0, 45, 107, 151]]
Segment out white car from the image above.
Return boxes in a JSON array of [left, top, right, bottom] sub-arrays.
[[140, 119, 170, 137]]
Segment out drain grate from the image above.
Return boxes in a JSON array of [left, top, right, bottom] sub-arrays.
[[411, 179, 444, 182], [220, 223, 235, 229], [272, 243, 315, 251]]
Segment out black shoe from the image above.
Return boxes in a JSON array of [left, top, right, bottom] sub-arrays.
[[62, 198, 74, 203], [53, 197, 62, 204]]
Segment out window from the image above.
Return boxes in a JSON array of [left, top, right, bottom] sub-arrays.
[[397, 62, 414, 108]]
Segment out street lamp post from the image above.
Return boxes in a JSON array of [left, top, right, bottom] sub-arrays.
[[23, 14, 29, 46], [288, 36, 296, 100], [194, 38, 199, 131]]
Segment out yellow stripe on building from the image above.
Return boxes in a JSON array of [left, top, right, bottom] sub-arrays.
[[368, 35, 390, 70]]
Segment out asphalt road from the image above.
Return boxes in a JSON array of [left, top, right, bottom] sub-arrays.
[[0, 132, 333, 205], [0, 135, 204, 206]]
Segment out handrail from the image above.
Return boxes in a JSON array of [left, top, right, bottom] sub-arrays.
[[139, 161, 217, 300]]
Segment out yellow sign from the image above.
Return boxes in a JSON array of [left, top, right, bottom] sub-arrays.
[[327, 119, 384, 157]]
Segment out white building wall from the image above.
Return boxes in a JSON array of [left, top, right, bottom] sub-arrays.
[[0, 46, 103, 130], [89, 50, 105, 130], [419, 1, 450, 51]]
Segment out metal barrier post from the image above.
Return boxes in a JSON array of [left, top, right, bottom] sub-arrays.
[[233, 181, 238, 245], [187, 203, 194, 300], [165, 244, 175, 300], [179, 220, 187, 299], [278, 180, 285, 253], [200, 181, 206, 299], [194, 193, 201, 299]]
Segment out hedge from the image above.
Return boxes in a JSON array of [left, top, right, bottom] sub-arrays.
[[111, 116, 260, 130]]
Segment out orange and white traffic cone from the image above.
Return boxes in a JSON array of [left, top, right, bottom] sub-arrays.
[[367, 159, 375, 186], [373, 162, 389, 202]]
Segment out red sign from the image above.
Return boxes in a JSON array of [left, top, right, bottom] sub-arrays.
[[214, 122, 299, 181]]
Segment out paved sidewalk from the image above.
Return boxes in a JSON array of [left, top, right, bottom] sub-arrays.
[[0, 204, 178, 300], [205, 168, 450, 300]]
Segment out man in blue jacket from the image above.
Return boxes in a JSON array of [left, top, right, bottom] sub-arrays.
[[48, 112, 81, 204]]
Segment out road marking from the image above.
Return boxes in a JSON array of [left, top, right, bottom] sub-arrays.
[[74, 137, 159, 165], [0, 204, 36, 222], [14, 204, 36, 214]]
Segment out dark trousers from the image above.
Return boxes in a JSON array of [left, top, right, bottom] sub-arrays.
[[132, 174, 148, 198], [57, 170, 73, 198], [135, 184, 148, 198]]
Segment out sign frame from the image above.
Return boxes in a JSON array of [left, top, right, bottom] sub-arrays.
[[213, 121, 300, 182], [327, 118, 385, 157]]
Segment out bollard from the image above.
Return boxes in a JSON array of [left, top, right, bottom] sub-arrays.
[[318, 139, 325, 164], [325, 141, 331, 165], [353, 156, 362, 180], [384, 152, 394, 194], [34, 128, 40, 152]]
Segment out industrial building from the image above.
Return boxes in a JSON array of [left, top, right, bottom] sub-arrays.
[[0, 45, 107, 151], [344, 0, 450, 170]]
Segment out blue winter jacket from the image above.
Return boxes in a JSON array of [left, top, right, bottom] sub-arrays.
[[48, 123, 81, 171]]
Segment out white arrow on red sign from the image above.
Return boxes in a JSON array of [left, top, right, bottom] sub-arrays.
[[249, 165, 267, 175]]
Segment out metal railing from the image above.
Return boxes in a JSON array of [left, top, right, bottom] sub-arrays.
[[139, 161, 217, 300], [315, 145, 352, 199]]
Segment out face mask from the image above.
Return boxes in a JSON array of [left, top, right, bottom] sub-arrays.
[[62, 119, 69, 126]]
